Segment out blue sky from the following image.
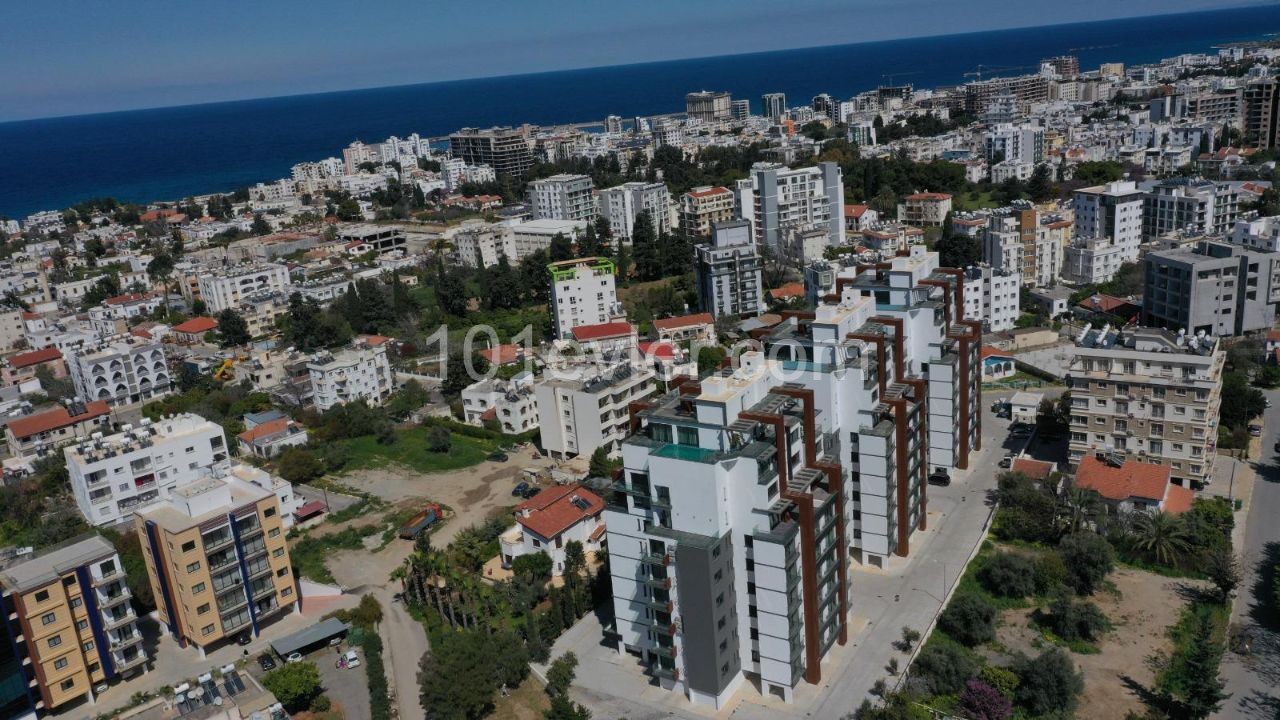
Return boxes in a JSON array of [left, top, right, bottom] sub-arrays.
[[0, 0, 1263, 121]]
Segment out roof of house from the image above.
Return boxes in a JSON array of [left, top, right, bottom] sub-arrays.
[[652, 313, 714, 332], [360, 335, 392, 346], [571, 322, 634, 342], [845, 204, 870, 218], [768, 282, 805, 300], [8, 347, 63, 369], [237, 418, 295, 444], [172, 316, 219, 334], [515, 484, 604, 539], [104, 292, 154, 306], [980, 346, 1013, 360], [294, 500, 327, 520], [637, 341, 678, 361], [7, 401, 111, 440], [479, 344, 524, 366], [1079, 293, 1138, 314], [687, 186, 730, 198], [1075, 456, 1181, 508], [1267, 329, 1280, 342], [1011, 458, 1055, 480], [904, 192, 953, 201]]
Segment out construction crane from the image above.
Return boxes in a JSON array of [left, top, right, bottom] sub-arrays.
[[963, 64, 1037, 82], [880, 71, 920, 86]]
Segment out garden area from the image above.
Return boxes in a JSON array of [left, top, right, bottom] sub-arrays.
[[859, 471, 1240, 720]]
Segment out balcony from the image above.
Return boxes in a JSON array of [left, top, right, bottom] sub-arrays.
[[639, 551, 671, 567], [110, 629, 144, 649], [92, 568, 124, 587], [653, 644, 678, 660], [98, 587, 132, 608], [643, 576, 672, 590], [114, 651, 147, 672], [102, 610, 135, 631]]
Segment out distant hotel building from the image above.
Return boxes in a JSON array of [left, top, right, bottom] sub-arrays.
[[695, 221, 764, 319], [65, 337, 173, 408], [197, 263, 292, 313], [448, 127, 534, 178], [685, 91, 733, 122], [527, 174, 597, 222], [549, 257, 621, 340], [679, 186, 736, 239]]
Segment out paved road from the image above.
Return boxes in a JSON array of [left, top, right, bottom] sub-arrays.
[[556, 390, 1043, 720], [1217, 389, 1280, 720]]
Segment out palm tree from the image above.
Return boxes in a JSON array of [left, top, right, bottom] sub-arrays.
[[1057, 486, 1103, 535], [1131, 510, 1191, 567]]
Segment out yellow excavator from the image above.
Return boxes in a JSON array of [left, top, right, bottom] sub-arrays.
[[213, 355, 244, 382]]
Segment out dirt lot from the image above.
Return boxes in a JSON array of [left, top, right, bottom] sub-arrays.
[[488, 675, 551, 720], [990, 568, 1205, 719]]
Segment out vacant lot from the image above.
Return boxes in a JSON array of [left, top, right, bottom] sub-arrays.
[[990, 567, 1203, 719], [340, 426, 499, 473]]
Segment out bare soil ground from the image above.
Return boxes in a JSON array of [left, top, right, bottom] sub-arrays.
[[488, 676, 552, 720], [990, 567, 1205, 719]]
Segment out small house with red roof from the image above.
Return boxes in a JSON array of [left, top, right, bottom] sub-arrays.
[[768, 282, 805, 303], [479, 343, 527, 367], [499, 484, 605, 575], [172, 316, 219, 344], [651, 312, 716, 344], [897, 192, 953, 227], [980, 347, 1016, 381], [569, 321, 636, 354], [237, 415, 309, 459], [2, 347, 66, 386], [4, 400, 112, 461], [1076, 293, 1140, 323], [844, 204, 878, 232], [1074, 455, 1194, 514]]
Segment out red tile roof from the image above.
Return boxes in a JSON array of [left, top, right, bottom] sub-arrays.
[[294, 500, 327, 520], [571, 322, 633, 342], [515, 485, 604, 539], [687, 186, 730, 198], [637, 341, 678, 361], [904, 192, 952, 201], [479, 344, 524, 366], [1078, 293, 1136, 314], [104, 292, 155, 306], [1267, 329, 1280, 342], [8, 347, 62, 369], [652, 313, 714, 332], [1011, 458, 1055, 480], [7, 401, 110, 440], [361, 335, 392, 346], [237, 417, 293, 443], [173, 316, 219, 334], [980, 346, 1013, 360], [1075, 456, 1181, 508], [768, 282, 805, 300], [845, 204, 870, 218]]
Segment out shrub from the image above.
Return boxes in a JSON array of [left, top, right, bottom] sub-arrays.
[[914, 642, 979, 695], [1046, 596, 1110, 643], [1032, 553, 1069, 596], [979, 665, 1019, 698], [310, 694, 332, 712], [512, 552, 553, 580], [1057, 531, 1115, 595], [261, 663, 322, 713], [1015, 648, 1083, 716], [979, 552, 1037, 598], [939, 594, 997, 647], [960, 678, 1013, 720]]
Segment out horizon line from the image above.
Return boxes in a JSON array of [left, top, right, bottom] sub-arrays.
[[1, 2, 1270, 126]]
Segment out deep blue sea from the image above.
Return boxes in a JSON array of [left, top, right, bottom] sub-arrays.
[[3, 5, 1280, 218]]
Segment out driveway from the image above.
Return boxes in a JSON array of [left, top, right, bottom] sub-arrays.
[[552, 394, 1019, 719], [1217, 388, 1280, 720]]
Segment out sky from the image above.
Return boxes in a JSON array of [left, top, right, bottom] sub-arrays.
[[0, 0, 1267, 122]]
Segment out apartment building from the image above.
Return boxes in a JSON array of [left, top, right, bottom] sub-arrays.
[[451, 221, 515, 269], [549, 257, 621, 340], [738, 162, 844, 252], [897, 192, 952, 227], [695, 220, 764, 319], [461, 372, 539, 435], [1063, 236, 1132, 285], [5, 400, 112, 463], [1231, 215, 1280, 253], [0, 307, 27, 351], [535, 361, 656, 460], [679, 186, 737, 239], [984, 124, 1044, 166], [1066, 327, 1223, 487], [762, 92, 787, 121], [196, 263, 292, 313], [600, 182, 673, 242], [65, 414, 230, 527], [528, 174, 597, 222], [686, 91, 733, 122], [981, 205, 1068, 287], [962, 264, 1021, 333], [337, 225, 407, 255], [0, 535, 148, 719], [136, 475, 297, 656], [1073, 180, 1144, 260], [307, 336, 395, 411], [1244, 76, 1280, 150], [1142, 178, 1241, 240], [1142, 240, 1280, 337], [448, 127, 534, 178], [65, 337, 173, 408], [510, 219, 588, 260]]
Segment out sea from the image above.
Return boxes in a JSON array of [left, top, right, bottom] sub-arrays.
[[3, 4, 1280, 219]]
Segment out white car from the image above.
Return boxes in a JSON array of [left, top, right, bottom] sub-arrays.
[[286, 652, 303, 663], [343, 650, 360, 669]]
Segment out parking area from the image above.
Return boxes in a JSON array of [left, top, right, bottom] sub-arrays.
[[246, 640, 372, 720]]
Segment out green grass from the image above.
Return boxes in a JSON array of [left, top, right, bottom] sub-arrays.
[[339, 426, 499, 474], [290, 526, 380, 583], [953, 190, 1000, 212]]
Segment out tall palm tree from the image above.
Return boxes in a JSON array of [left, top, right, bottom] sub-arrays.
[[1057, 487, 1102, 535], [1131, 510, 1191, 567]]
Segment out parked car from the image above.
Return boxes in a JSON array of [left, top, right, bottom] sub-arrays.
[[927, 469, 951, 487], [488, 451, 510, 462], [237, 633, 252, 646], [512, 481, 530, 497], [286, 652, 303, 664], [520, 486, 542, 500], [1249, 424, 1262, 437], [343, 650, 360, 669], [998, 455, 1013, 469], [1010, 425, 1033, 438], [258, 654, 277, 671]]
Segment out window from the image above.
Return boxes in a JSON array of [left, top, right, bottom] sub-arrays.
[[70, 598, 82, 609], [186, 561, 201, 574], [182, 540, 196, 553], [718, 617, 726, 629], [61, 679, 75, 691], [55, 657, 69, 671], [34, 590, 49, 603], [48, 634, 62, 648], [41, 612, 56, 626], [273, 548, 285, 558], [62, 576, 76, 587], [264, 507, 276, 518], [192, 582, 206, 595], [197, 603, 210, 615], [82, 641, 94, 652], [715, 592, 724, 607], [202, 624, 215, 636], [76, 620, 88, 631], [277, 568, 289, 577], [269, 528, 281, 538], [281, 587, 292, 597]]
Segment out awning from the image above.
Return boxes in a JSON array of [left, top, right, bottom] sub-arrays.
[[270, 617, 349, 657], [294, 500, 326, 520]]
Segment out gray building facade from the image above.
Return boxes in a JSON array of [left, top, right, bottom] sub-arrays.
[[1142, 240, 1280, 336]]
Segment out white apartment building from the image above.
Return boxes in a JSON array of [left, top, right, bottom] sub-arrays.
[[462, 372, 539, 435], [600, 182, 673, 242], [66, 337, 174, 407], [307, 336, 395, 411], [450, 221, 515, 269], [1231, 215, 1280, 252], [0, 307, 24, 351], [963, 264, 1021, 332], [65, 415, 230, 527], [536, 361, 657, 460], [1142, 178, 1242, 239], [984, 124, 1045, 165], [1063, 236, 1131, 284], [738, 162, 844, 252], [1073, 180, 1144, 251], [528, 174, 598, 222], [197, 263, 292, 313], [695, 220, 764, 318], [980, 206, 1068, 288], [549, 257, 621, 340], [511, 218, 588, 260], [1067, 327, 1223, 487]]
